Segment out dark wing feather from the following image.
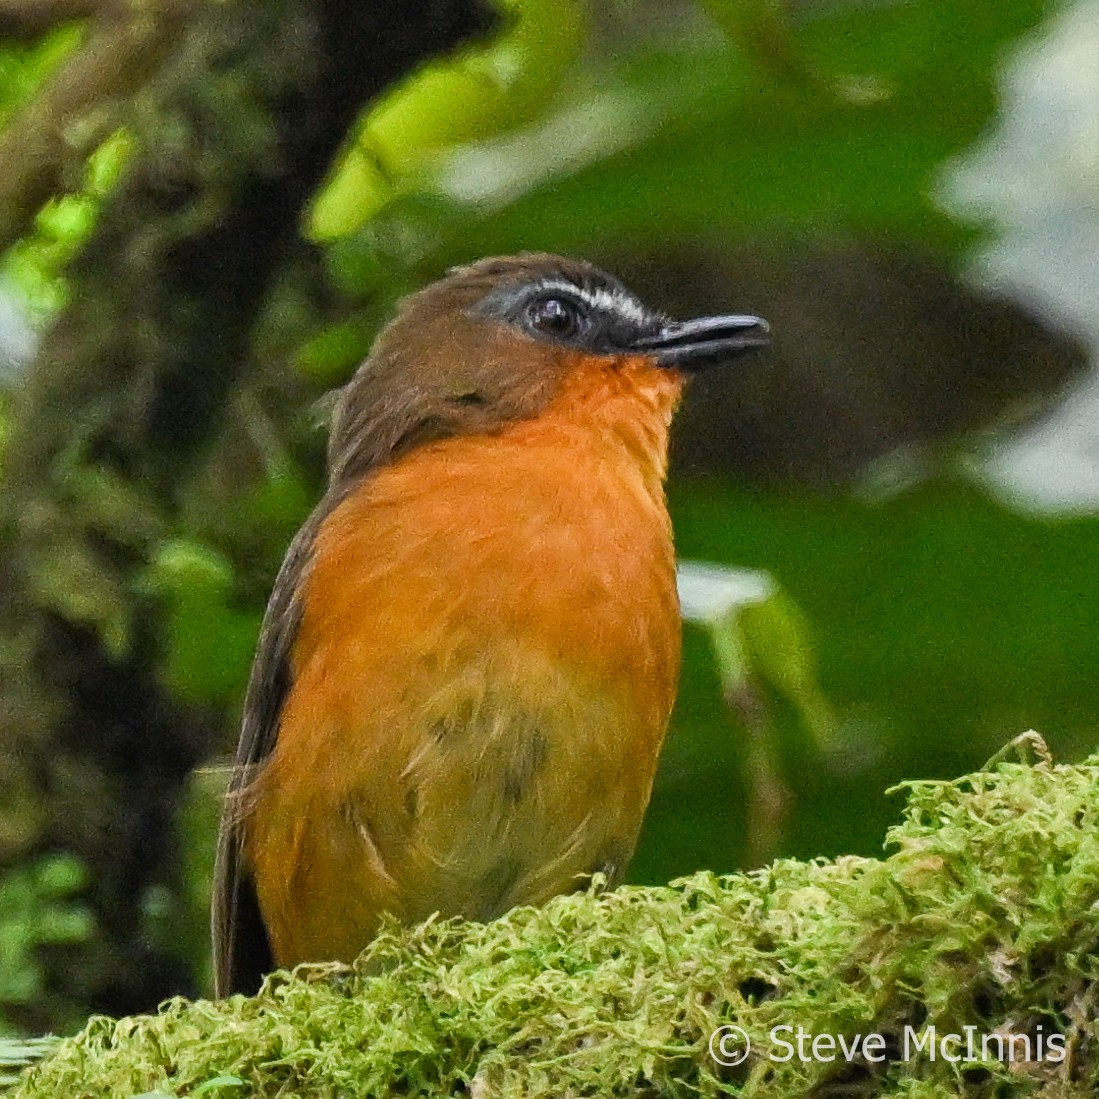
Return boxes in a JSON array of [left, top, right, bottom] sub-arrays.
[[211, 510, 322, 996]]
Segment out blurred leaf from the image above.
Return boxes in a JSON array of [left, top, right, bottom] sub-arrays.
[[739, 582, 837, 753], [295, 317, 375, 386], [141, 540, 260, 707], [677, 560, 835, 754], [310, 0, 586, 239], [676, 560, 836, 862], [1, 124, 131, 322], [85, 129, 133, 196], [0, 27, 82, 127], [26, 541, 132, 659], [0, 1036, 58, 1084], [0, 855, 92, 1009], [32, 854, 85, 896], [654, 475, 1099, 864], [431, 0, 1048, 260], [237, 462, 314, 543]]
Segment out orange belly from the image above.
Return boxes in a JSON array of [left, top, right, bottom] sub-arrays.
[[243, 358, 683, 967]]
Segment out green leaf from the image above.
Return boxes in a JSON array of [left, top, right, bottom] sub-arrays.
[[310, 0, 587, 239], [142, 540, 260, 707], [678, 560, 835, 752], [0, 856, 93, 1006], [431, 0, 1047, 260], [0, 1035, 60, 1087], [676, 560, 836, 862]]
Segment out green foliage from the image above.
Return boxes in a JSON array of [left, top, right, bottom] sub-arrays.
[[324, 0, 1049, 272], [2, 129, 131, 322], [309, 0, 1054, 384], [0, 855, 92, 1023], [9, 750, 1098, 1097], [0, 28, 81, 128], [676, 561, 836, 862], [678, 561, 834, 751], [632, 477, 1099, 885], [309, 0, 586, 238], [141, 540, 261, 708]]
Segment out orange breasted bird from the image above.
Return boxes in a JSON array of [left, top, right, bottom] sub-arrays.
[[212, 254, 768, 996]]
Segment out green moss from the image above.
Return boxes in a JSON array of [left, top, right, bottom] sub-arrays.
[[10, 750, 1099, 1097]]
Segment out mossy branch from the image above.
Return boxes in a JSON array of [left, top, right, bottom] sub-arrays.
[[7, 742, 1099, 1097]]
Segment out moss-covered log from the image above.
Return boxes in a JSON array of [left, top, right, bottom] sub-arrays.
[[6, 750, 1098, 1097]]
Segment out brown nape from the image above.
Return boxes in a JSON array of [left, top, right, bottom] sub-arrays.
[[325, 255, 645, 487]]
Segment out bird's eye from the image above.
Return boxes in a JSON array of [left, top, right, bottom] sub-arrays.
[[526, 295, 583, 340]]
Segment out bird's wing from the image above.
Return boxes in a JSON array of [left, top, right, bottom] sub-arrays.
[[211, 508, 322, 996]]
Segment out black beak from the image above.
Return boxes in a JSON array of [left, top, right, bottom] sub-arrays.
[[631, 314, 770, 369]]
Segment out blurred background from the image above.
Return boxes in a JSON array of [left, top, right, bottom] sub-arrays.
[[0, 0, 1095, 1034]]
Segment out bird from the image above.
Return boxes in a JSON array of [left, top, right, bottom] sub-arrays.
[[212, 253, 768, 996]]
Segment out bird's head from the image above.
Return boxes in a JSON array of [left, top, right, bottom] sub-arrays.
[[328, 254, 768, 484]]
